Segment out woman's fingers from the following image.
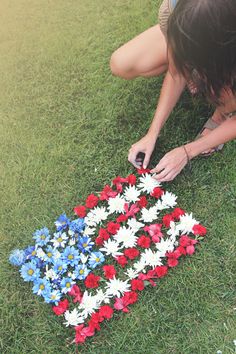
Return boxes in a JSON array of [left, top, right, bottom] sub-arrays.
[[128, 147, 142, 168]]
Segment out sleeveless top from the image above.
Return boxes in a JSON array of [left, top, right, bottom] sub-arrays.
[[158, 0, 178, 37]]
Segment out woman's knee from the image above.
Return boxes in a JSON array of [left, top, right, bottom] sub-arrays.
[[110, 49, 135, 79]]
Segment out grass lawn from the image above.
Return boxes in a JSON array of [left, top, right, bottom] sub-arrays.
[[0, 0, 235, 353]]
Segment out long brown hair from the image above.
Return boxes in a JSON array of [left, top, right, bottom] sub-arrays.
[[167, 0, 236, 104]]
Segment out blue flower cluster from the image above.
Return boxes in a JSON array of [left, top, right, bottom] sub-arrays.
[[9, 214, 105, 304]]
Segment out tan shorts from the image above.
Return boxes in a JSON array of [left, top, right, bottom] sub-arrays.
[[158, 0, 173, 37]]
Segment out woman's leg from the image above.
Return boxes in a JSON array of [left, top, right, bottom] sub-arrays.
[[110, 24, 168, 79]]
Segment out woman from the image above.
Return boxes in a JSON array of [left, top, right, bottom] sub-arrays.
[[110, 0, 236, 182]]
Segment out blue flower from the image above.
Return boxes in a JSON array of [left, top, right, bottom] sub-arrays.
[[77, 236, 94, 253], [43, 289, 62, 304], [20, 261, 40, 282], [53, 260, 67, 275], [69, 218, 85, 238], [88, 251, 105, 269], [32, 277, 51, 296], [55, 214, 70, 232], [24, 246, 37, 260], [44, 245, 57, 264], [33, 227, 50, 246], [60, 277, 75, 294], [9, 249, 26, 267], [62, 246, 80, 266], [74, 264, 90, 280]]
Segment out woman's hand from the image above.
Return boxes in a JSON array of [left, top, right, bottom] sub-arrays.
[[151, 146, 189, 182], [128, 133, 157, 169]]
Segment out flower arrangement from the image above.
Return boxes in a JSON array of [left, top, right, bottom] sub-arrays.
[[9, 170, 207, 345]]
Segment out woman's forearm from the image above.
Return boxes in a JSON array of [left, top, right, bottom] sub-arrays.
[[185, 116, 236, 158], [148, 70, 186, 138]]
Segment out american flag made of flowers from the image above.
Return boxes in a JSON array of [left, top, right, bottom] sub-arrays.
[[9, 170, 207, 346]]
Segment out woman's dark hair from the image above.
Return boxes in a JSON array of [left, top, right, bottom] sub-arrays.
[[167, 0, 236, 104]]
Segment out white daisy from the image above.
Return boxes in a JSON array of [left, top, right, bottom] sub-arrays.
[[36, 247, 46, 260], [95, 289, 110, 304], [68, 238, 76, 246], [108, 194, 126, 214], [79, 291, 100, 319], [80, 253, 89, 264], [64, 308, 84, 327], [83, 226, 96, 236], [85, 206, 109, 226], [178, 213, 199, 234], [44, 266, 58, 280], [140, 205, 158, 223], [161, 192, 177, 208], [113, 226, 138, 248], [167, 221, 180, 238], [141, 249, 162, 268], [99, 239, 123, 258], [123, 185, 141, 203], [155, 199, 167, 211], [105, 277, 131, 298], [51, 232, 68, 248], [137, 173, 161, 193], [155, 237, 175, 256], [127, 218, 144, 233], [133, 258, 147, 273], [125, 268, 139, 280]]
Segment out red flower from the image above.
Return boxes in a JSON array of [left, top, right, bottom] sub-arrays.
[[74, 205, 86, 218], [127, 174, 136, 185], [52, 299, 69, 315], [137, 235, 151, 248], [75, 324, 95, 344], [123, 291, 138, 305], [68, 285, 83, 303], [131, 279, 145, 291], [84, 273, 100, 288], [99, 305, 114, 319], [85, 194, 99, 208], [114, 291, 138, 312], [166, 250, 181, 267], [171, 207, 185, 220], [99, 228, 110, 241], [115, 255, 128, 267], [137, 195, 148, 208], [143, 224, 163, 237], [151, 187, 164, 199], [124, 248, 140, 260], [154, 265, 168, 278], [103, 265, 116, 279], [162, 214, 174, 228], [176, 245, 187, 256], [107, 222, 120, 235], [137, 167, 151, 174], [100, 185, 117, 200], [116, 214, 128, 223], [95, 236, 104, 246], [192, 224, 207, 236]]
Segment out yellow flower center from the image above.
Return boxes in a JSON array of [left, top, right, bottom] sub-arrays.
[[32, 250, 36, 256], [82, 243, 88, 248], [57, 237, 63, 243], [47, 252, 52, 258], [66, 282, 71, 288], [95, 257, 100, 262], [51, 294, 56, 299], [39, 284, 45, 290], [41, 235, 46, 240], [58, 266, 62, 271], [28, 269, 34, 275], [68, 254, 74, 260], [79, 269, 84, 274]]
